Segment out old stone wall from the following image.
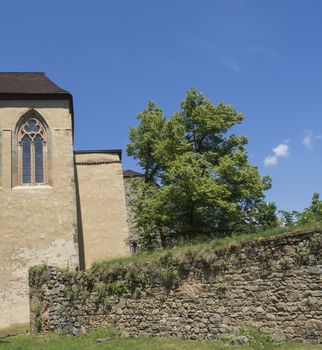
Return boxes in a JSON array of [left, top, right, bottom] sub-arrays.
[[123, 174, 143, 248], [123, 176, 136, 239], [0, 101, 79, 330], [29, 230, 322, 342]]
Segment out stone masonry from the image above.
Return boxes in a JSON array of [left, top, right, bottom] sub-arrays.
[[29, 230, 322, 342]]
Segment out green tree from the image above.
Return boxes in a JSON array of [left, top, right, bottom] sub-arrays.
[[127, 88, 277, 250], [295, 193, 322, 225], [127, 101, 167, 183], [278, 193, 322, 228], [279, 210, 295, 227]]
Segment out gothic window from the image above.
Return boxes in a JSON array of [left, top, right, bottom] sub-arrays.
[[18, 118, 47, 185]]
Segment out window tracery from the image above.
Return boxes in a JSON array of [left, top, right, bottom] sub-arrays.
[[18, 118, 47, 184]]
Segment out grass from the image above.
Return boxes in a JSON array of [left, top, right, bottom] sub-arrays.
[[0, 324, 29, 339], [0, 329, 321, 350], [90, 221, 322, 273]]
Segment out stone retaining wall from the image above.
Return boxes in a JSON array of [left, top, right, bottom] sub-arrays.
[[29, 230, 322, 342]]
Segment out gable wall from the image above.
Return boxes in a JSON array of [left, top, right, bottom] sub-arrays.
[[0, 100, 79, 330]]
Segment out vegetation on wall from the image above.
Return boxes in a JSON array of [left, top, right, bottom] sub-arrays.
[[34, 227, 318, 305], [29, 227, 322, 341], [127, 88, 278, 250]]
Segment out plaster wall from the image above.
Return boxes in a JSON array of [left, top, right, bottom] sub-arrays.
[[0, 100, 79, 330], [75, 153, 129, 268]]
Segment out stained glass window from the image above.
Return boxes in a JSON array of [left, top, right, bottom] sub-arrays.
[[19, 117, 46, 185], [25, 120, 40, 133], [34, 134, 44, 183], [22, 135, 31, 183]]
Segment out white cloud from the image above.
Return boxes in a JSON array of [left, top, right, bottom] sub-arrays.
[[220, 58, 240, 73], [264, 155, 278, 167], [302, 129, 322, 150], [273, 143, 289, 157], [264, 142, 290, 167]]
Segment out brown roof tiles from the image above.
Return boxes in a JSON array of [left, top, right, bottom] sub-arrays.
[[0, 72, 70, 95], [123, 169, 144, 178]]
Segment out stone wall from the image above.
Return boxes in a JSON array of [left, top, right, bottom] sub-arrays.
[[123, 171, 144, 249], [29, 230, 322, 342], [123, 175, 136, 239]]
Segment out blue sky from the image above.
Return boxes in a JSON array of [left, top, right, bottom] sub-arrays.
[[1, 0, 322, 212]]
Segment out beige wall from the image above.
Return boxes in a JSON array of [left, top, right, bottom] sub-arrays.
[[75, 153, 129, 268], [0, 100, 79, 330]]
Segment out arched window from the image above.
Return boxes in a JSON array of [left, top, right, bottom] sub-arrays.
[[18, 117, 47, 184]]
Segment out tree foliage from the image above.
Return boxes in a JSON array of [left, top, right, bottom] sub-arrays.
[[127, 89, 278, 250], [280, 193, 322, 227]]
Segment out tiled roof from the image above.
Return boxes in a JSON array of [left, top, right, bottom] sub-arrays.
[[74, 150, 122, 160], [123, 169, 144, 178], [0, 72, 70, 95], [75, 152, 121, 165]]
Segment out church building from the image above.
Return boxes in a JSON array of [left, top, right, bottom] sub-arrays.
[[0, 73, 129, 330]]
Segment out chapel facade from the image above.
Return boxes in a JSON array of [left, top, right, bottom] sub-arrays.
[[0, 73, 129, 330]]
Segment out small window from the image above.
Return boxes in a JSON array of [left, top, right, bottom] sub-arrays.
[[18, 118, 47, 185]]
